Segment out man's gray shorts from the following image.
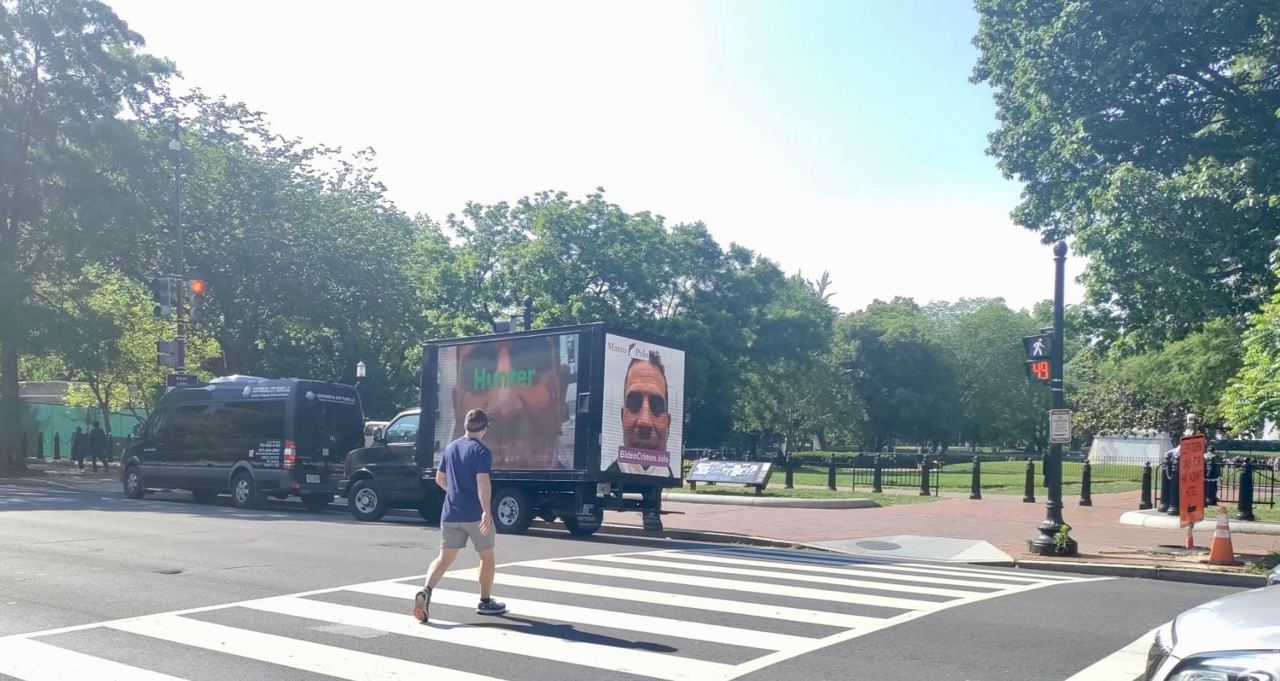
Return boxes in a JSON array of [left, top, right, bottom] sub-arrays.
[[441, 521, 495, 551]]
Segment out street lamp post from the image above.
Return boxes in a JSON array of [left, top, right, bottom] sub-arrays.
[[1029, 241, 1077, 556], [169, 120, 185, 373], [355, 361, 367, 421]]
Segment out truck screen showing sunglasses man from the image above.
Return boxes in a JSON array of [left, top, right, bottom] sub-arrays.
[[600, 334, 685, 478]]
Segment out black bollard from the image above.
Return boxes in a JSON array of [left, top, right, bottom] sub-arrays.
[[1079, 460, 1093, 506], [1158, 459, 1171, 513], [1139, 461, 1153, 510], [1206, 456, 1220, 507], [1023, 459, 1036, 503], [919, 459, 931, 496], [827, 455, 837, 491], [784, 454, 794, 489], [1165, 458, 1180, 517], [1237, 458, 1256, 522], [53, 432, 62, 460], [872, 455, 883, 493], [970, 457, 982, 500], [37, 431, 45, 460]]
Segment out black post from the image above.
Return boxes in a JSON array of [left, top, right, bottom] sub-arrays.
[[970, 456, 982, 500], [1139, 461, 1153, 510], [784, 453, 794, 489], [53, 432, 61, 460], [1079, 460, 1092, 506], [1206, 455, 1219, 507], [1165, 458, 1180, 517], [36, 431, 44, 460], [170, 119, 186, 373], [827, 455, 837, 491], [872, 455, 883, 493], [919, 459, 931, 496], [1023, 459, 1036, 503], [1237, 458, 1255, 522], [1029, 242, 1075, 555], [1158, 457, 1171, 513]]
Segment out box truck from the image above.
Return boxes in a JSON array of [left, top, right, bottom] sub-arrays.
[[338, 323, 685, 535]]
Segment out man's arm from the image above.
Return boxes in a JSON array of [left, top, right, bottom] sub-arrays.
[[477, 472, 493, 534], [435, 470, 447, 490]]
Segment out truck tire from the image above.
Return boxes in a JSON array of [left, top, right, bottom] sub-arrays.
[[562, 508, 603, 538], [123, 465, 146, 499], [348, 478, 388, 522], [493, 487, 533, 534], [231, 471, 261, 509]]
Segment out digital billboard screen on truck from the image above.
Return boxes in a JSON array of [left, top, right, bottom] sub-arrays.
[[600, 333, 685, 479], [432, 333, 579, 470]]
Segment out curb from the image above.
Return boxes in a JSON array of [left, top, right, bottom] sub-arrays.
[[1120, 510, 1280, 536], [529, 521, 825, 551], [1014, 559, 1268, 588], [661, 492, 876, 509]]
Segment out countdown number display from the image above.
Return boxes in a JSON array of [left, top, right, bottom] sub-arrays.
[[1025, 359, 1051, 383]]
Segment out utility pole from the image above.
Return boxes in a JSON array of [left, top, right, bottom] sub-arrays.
[[1029, 241, 1077, 556], [169, 119, 185, 373]]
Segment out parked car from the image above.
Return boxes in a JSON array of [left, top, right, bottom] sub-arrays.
[[1143, 585, 1280, 680], [120, 376, 362, 511]]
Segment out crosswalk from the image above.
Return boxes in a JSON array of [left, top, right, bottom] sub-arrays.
[[0, 546, 1102, 681]]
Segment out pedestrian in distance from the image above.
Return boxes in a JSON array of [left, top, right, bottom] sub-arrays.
[[415, 408, 506, 623], [88, 421, 109, 472], [70, 427, 86, 470]]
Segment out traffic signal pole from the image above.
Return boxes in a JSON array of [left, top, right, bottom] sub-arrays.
[[1029, 241, 1077, 556], [171, 119, 186, 373]]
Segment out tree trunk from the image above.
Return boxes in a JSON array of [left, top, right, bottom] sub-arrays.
[[0, 340, 25, 475]]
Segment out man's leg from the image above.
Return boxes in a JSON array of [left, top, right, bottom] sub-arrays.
[[473, 526, 505, 615], [477, 548, 496, 600], [425, 548, 459, 590]]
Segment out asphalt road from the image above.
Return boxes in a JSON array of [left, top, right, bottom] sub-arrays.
[[0, 476, 1246, 680]]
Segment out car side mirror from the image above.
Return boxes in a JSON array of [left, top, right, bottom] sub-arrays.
[[372, 427, 386, 445]]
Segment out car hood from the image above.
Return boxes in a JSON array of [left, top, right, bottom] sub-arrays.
[[1173, 587, 1280, 657]]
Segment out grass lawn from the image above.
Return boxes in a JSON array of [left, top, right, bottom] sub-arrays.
[[666, 486, 940, 506], [782, 461, 1146, 496]]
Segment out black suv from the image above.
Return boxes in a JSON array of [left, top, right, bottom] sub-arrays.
[[339, 408, 445, 522], [120, 376, 362, 510]]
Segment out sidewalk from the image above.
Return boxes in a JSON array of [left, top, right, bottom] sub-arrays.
[[611, 489, 1280, 567]]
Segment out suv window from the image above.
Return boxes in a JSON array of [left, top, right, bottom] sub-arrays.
[[384, 415, 419, 444]]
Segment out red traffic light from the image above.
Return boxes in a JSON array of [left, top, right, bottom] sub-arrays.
[[188, 278, 206, 295]]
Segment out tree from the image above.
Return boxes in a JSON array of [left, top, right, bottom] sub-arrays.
[[1116, 319, 1243, 430], [1223, 273, 1280, 435], [838, 298, 958, 450], [0, 0, 171, 473], [972, 0, 1280, 346]]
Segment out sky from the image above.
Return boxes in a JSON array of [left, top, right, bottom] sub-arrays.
[[104, 0, 1086, 313]]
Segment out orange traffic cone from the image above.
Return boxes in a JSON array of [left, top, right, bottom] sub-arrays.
[[1208, 507, 1236, 566]]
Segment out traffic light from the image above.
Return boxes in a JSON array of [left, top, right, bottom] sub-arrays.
[[157, 339, 180, 368], [1023, 333, 1053, 384], [187, 278, 206, 324], [150, 277, 174, 319]]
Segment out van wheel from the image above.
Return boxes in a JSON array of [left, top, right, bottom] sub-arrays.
[[231, 472, 261, 509], [348, 479, 388, 522], [123, 466, 145, 499], [562, 508, 603, 537], [302, 494, 332, 512], [192, 489, 217, 504], [493, 488, 533, 534]]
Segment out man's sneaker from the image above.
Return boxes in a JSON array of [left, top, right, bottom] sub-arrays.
[[413, 588, 431, 623], [476, 599, 507, 616]]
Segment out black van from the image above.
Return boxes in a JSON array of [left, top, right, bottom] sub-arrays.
[[120, 376, 363, 511]]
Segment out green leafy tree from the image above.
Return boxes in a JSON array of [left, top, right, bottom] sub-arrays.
[[1223, 274, 1280, 435], [973, 0, 1280, 346], [0, 0, 171, 473]]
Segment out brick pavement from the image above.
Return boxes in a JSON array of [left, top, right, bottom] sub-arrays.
[[616, 490, 1280, 562]]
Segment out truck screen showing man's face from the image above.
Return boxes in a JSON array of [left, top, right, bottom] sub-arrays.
[[600, 334, 684, 479], [442, 335, 576, 469]]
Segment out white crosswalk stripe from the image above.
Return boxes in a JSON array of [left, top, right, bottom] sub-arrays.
[[0, 546, 1104, 681]]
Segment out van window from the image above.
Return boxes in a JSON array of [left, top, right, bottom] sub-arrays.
[[384, 415, 419, 444], [215, 400, 286, 440], [298, 400, 363, 457]]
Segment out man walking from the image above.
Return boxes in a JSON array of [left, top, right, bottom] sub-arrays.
[[70, 427, 86, 470], [415, 408, 506, 622], [88, 421, 109, 472]]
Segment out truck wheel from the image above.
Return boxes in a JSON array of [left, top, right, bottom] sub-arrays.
[[348, 478, 388, 522], [302, 494, 333, 512], [562, 508, 603, 537], [493, 487, 533, 534], [123, 465, 146, 499], [231, 471, 261, 509]]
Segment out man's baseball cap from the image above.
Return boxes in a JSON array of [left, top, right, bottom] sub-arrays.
[[465, 408, 490, 432]]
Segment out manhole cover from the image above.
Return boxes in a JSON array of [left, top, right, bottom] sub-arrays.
[[856, 540, 902, 551]]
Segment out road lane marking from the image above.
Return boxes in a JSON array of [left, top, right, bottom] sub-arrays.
[[346, 580, 815, 651], [242, 595, 733, 681], [0, 637, 188, 681], [110, 614, 503, 681]]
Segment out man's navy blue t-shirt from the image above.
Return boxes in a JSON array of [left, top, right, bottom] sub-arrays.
[[439, 436, 492, 523]]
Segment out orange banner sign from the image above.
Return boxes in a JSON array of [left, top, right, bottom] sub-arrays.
[[1179, 435, 1206, 528]]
